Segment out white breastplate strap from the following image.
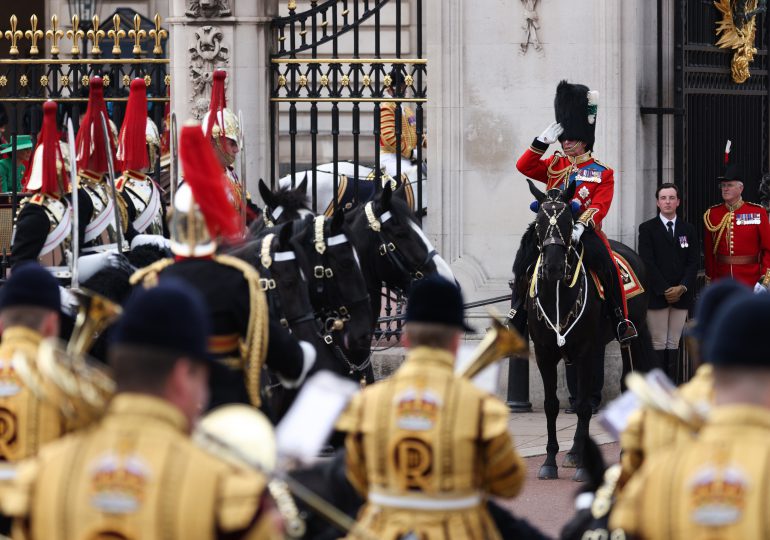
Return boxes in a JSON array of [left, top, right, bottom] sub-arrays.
[[368, 490, 482, 511], [40, 198, 71, 256], [260, 233, 275, 269], [83, 184, 115, 243], [314, 215, 326, 254]]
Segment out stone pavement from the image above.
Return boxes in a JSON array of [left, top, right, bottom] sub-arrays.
[[502, 409, 620, 538]]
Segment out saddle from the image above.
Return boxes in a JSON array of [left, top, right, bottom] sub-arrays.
[[590, 250, 645, 302]]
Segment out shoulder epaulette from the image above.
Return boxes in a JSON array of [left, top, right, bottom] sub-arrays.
[[591, 158, 610, 170], [744, 201, 766, 210], [128, 258, 175, 287]]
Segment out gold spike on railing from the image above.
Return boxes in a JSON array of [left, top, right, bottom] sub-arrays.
[[46, 14, 64, 56], [5, 16, 23, 56], [86, 15, 105, 55], [25, 15, 44, 55], [107, 14, 125, 55], [66, 14, 85, 55], [148, 14, 167, 55], [128, 14, 146, 55]]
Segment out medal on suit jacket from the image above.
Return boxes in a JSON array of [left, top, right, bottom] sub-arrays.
[[679, 235, 689, 248]]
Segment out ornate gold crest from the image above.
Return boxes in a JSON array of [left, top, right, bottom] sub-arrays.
[[714, 0, 764, 84]]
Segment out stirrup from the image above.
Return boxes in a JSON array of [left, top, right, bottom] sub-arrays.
[[616, 319, 638, 343]]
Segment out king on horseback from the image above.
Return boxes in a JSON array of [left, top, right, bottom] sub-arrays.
[[511, 80, 637, 343]]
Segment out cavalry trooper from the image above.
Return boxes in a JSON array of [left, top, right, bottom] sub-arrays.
[[0, 134, 33, 193], [336, 275, 525, 540], [74, 76, 124, 250], [203, 69, 260, 223], [703, 141, 770, 289], [511, 80, 637, 343], [115, 78, 164, 241], [10, 100, 81, 268], [131, 121, 313, 410], [611, 293, 770, 539], [0, 281, 283, 540], [380, 67, 419, 179], [618, 279, 750, 487]]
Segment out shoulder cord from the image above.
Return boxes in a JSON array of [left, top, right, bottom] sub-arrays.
[[703, 210, 731, 256]]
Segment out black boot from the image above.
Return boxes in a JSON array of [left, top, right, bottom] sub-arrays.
[[666, 348, 680, 384], [654, 349, 667, 372], [614, 307, 638, 343]]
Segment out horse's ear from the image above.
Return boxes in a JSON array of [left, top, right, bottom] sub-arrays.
[[380, 179, 393, 211], [258, 179, 275, 208], [527, 179, 546, 203], [562, 180, 577, 203], [298, 174, 308, 195], [277, 221, 293, 248], [330, 208, 345, 234]]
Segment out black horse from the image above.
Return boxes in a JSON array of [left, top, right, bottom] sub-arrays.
[[289, 211, 375, 383], [258, 177, 315, 227], [525, 180, 654, 481], [343, 182, 456, 325], [232, 222, 341, 422]]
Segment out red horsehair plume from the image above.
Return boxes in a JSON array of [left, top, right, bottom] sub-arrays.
[[116, 78, 149, 172], [75, 76, 116, 174]]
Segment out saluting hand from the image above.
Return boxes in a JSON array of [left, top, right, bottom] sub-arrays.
[[537, 122, 564, 145]]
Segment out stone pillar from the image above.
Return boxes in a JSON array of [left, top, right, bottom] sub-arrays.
[[168, 0, 277, 193]]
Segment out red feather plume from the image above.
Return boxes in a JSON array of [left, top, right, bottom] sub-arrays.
[[116, 78, 149, 171], [205, 70, 227, 139], [75, 77, 116, 173], [179, 123, 242, 239], [23, 100, 67, 195]]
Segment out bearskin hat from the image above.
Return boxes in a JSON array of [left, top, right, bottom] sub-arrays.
[[554, 80, 599, 151]]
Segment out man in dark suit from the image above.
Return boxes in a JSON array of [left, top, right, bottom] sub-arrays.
[[638, 183, 699, 383]]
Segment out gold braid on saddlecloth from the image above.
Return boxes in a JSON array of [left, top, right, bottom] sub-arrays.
[[213, 254, 269, 408], [703, 208, 731, 255]]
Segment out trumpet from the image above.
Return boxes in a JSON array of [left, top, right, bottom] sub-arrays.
[[625, 370, 707, 431], [460, 309, 528, 380], [67, 288, 123, 356]]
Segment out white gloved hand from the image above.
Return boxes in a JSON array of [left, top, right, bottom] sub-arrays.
[[571, 223, 586, 244], [537, 121, 564, 145], [754, 282, 768, 294]]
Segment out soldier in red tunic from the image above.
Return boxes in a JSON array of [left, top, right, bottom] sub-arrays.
[[510, 80, 637, 343], [703, 141, 770, 290]]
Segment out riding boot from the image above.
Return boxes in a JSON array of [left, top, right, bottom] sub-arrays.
[[654, 349, 667, 373], [666, 348, 680, 385]]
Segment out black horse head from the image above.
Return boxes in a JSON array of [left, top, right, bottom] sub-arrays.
[[346, 182, 455, 296], [258, 176, 314, 226], [529, 179, 577, 283], [290, 212, 374, 369]]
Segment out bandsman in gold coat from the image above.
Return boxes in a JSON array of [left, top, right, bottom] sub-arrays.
[[618, 279, 748, 486], [0, 263, 69, 462], [1, 281, 282, 540], [337, 276, 525, 540], [611, 292, 770, 539]]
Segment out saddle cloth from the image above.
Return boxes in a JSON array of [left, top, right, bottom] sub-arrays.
[[591, 251, 645, 301]]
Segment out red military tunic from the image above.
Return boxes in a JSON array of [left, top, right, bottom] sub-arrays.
[[703, 199, 770, 287], [516, 138, 628, 315]]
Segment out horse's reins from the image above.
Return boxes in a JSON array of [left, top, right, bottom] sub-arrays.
[[364, 201, 437, 282], [308, 216, 372, 374], [533, 199, 589, 347]]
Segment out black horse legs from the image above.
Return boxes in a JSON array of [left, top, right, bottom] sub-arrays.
[[563, 343, 596, 482], [536, 349, 560, 479]]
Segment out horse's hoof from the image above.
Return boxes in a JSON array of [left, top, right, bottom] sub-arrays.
[[538, 465, 559, 480], [562, 453, 580, 468], [572, 467, 589, 483]]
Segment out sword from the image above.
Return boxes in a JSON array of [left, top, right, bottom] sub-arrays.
[[169, 111, 178, 205], [238, 109, 247, 226], [99, 113, 124, 254], [67, 118, 80, 289]]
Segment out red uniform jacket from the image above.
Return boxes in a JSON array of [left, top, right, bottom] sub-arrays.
[[703, 200, 770, 287], [516, 138, 614, 230]]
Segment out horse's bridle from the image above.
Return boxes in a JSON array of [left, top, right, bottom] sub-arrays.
[[536, 199, 579, 283], [258, 233, 318, 331], [364, 201, 437, 283]]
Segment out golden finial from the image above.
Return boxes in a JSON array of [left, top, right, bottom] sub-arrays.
[[107, 14, 125, 55], [86, 14, 105, 55], [288, 0, 297, 10], [128, 14, 146, 55], [46, 15, 64, 56], [25, 15, 44, 55], [148, 13, 167, 55], [5, 16, 23, 56], [66, 15, 85, 55]]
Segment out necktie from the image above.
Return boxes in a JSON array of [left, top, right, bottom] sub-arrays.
[[667, 220, 674, 238]]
